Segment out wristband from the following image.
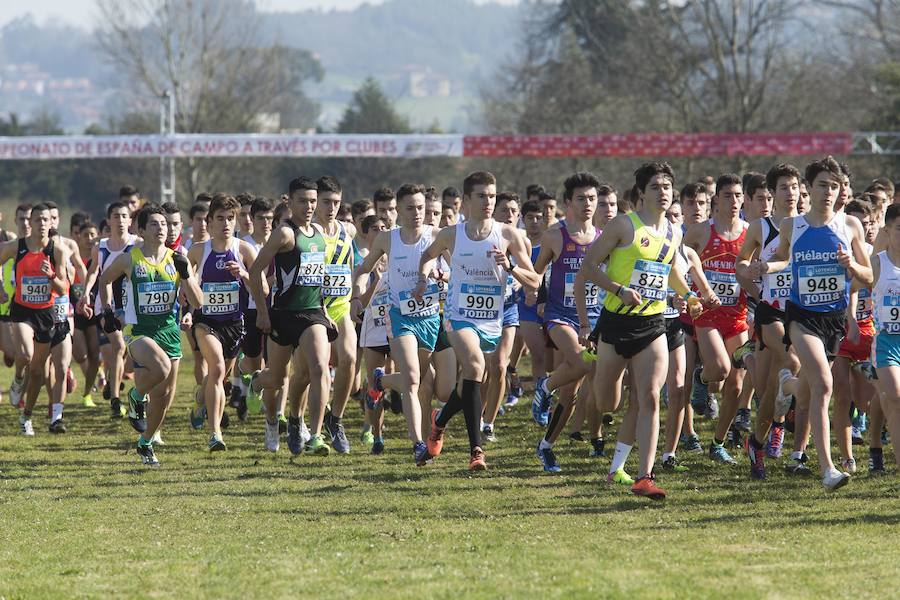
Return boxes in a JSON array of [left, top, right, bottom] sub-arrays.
[[615, 285, 625, 297], [505, 263, 515, 274], [683, 291, 698, 301]]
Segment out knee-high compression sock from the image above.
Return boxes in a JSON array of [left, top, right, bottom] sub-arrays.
[[460, 379, 482, 450], [543, 401, 568, 444], [436, 387, 462, 427]]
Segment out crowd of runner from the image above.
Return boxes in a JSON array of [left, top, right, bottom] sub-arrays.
[[4, 158, 900, 500]]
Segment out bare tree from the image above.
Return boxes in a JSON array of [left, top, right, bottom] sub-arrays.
[[820, 0, 900, 58]]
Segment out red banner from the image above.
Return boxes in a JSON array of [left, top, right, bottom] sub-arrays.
[[463, 132, 853, 158]]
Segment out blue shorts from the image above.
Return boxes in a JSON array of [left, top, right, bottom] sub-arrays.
[[873, 331, 900, 369], [387, 307, 440, 352], [517, 299, 542, 324], [446, 319, 500, 353], [502, 302, 519, 328]]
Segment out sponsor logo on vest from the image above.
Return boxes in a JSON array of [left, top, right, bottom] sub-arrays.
[[640, 237, 650, 247], [794, 250, 837, 262], [135, 263, 148, 277]]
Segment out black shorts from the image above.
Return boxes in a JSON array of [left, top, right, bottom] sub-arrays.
[[269, 307, 337, 349], [192, 314, 245, 360], [366, 344, 391, 356], [434, 325, 451, 353], [51, 319, 71, 348], [754, 301, 785, 350], [10, 303, 55, 344], [594, 309, 666, 359], [0, 314, 8, 323], [75, 312, 99, 332], [665, 317, 685, 352], [679, 318, 695, 339], [241, 309, 265, 359], [783, 301, 844, 360]]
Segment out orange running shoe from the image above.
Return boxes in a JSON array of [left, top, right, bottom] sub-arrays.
[[631, 473, 666, 500], [426, 408, 445, 457], [469, 446, 487, 471]]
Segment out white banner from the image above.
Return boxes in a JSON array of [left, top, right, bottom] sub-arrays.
[[0, 133, 464, 160]]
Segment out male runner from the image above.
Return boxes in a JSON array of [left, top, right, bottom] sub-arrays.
[[373, 187, 397, 229]]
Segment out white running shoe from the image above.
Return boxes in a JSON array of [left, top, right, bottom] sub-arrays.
[[151, 430, 165, 445], [822, 468, 851, 492], [299, 420, 311, 447], [264, 419, 280, 452], [19, 414, 34, 436], [774, 369, 793, 418], [841, 458, 857, 474], [9, 377, 24, 408]]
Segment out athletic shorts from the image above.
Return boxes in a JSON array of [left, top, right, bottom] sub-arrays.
[[269, 307, 337, 349], [502, 303, 520, 328], [838, 319, 875, 362], [365, 344, 391, 356], [544, 312, 598, 349], [9, 303, 55, 345], [679, 316, 696, 340], [97, 308, 126, 346], [386, 308, 440, 352], [873, 331, 900, 369], [754, 301, 785, 351], [124, 323, 183, 360], [241, 309, 265, 359], [446, 318, 500, 353], [75, 312, 99, 332], [783, 301, 845, 359], [434, 325, 451, 353], [693, 313, 749, 342], [50, 319, 70, 348], [593, 309, 666, 360], [326, 301, 351, 326], [192, 314, 245, 360], [665, 317, 685, 352], [517, 299, 542, 324]]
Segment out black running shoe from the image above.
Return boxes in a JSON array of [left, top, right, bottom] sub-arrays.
[[137, 443, 160, 467], [220, 411, 230, 429], [49, 419, 67, 434], [110, 397, 123, 419]]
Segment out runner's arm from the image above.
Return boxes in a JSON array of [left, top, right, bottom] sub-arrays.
[[98, 254, 131, 309], [843, 216, 873, 286], [174, 253, 203, 309], [77, 244, 101, 311], [735, 221, 762, 299], [0, 239, 17, 264], [762, 217, 793, 275], [351, 231, 388, 319], [503, 226, 541, 289], [49, 245, 70, 293], [67, 239, 87, 285], [249, 226, 291, 321], [238, 240, 264, 294]]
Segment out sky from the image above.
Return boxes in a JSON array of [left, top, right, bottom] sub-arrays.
[[0, 0, 519, 30]]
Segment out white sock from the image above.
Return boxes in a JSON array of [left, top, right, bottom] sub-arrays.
[[610, 442, 633, 473], [483, 421, 493, 429], [51, 403, 63, 422], [539, 438, 552, 451], [662, 452, 674, 462], [790, 450, 804, 460]]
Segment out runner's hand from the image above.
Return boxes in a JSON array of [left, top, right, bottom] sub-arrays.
[[837, 244, 853, 273], [81, 304, 94, 319], [750, 259, 766, 280], [578, 325, 594, 348], [619, 287, 642, 306], [491, 246, 510, 270], [256, 311, 271, 335], [412, 279, 427, 302], [687, 296, 704, 319], [101, 308, 121, 333], [40, 259, 54, 277], [350, 298, 364, 324], [225, 260, 245, 279], [180, 311, 193, 330]]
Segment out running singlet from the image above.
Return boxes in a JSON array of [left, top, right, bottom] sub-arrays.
[[197, 238, 246, 321], [360, 274, 389, 348], [13, 238, 56, 310], [759, 216, 791, 309], [123, 247, 182, 331], [241, 233, 265, 310], [444, 221, 507, 338], [856, 242, 875, 324], [0, 258, 14, 316], [271, 221, 326, 312], [603, 213, 675, 317], [694, 222, 747, 326], [874, 251, 900, 334], [321, 222, 353, 308], [387, 228, 440, 318], [664, 247, 689, 319], [788, 213, 851, 312], [94, 235, 136, 313], [543, 220, 601, 325]]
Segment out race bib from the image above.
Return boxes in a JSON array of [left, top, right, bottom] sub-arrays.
[[53, 294, 69, 323], [299, 251, 325, 286], [880, 295, 900, 334], [764, 269, 792, 303], [436, 279, 448, 303], [857, 288, 874, 322], [628, 260, 670, 302], [322, 264, 351, 297], [202, 281, 240, 316], [706, 270, 740, 306], [370, 289, 390, 327], [399, 284, 440, 317], [798, 264, 843, 307], [563, 272, 599, 307], [457, 283, 502, 320], [22, 276, 50, 304], [137, 281, 176, 315], [504, 273, 516, 304]]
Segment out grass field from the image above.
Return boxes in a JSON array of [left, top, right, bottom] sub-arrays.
[[2, 348, 900, 599]]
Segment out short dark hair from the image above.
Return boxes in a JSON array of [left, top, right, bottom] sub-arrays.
[[743, 173, 767, 200], [804, 156, 843, 187], [496, 191, 520, 208], [361, 214, 385, 235], [525, 184, 545, 199], [859, 192, 886, 210], [538, 192, 555, 203], [766, 163, 801, 192], [441, 186, 461, 202], [70, 211, 90, 231], [886, 203, 900, 225], [521, 200, 542, 215], [463, 171, 496, 197], [32, 202, 52, 214], [208, 195, 240, 220], [563, 171, 602, 202], [839, 163, 852, 179], [15, 203, 32, 216], [873, 177, 895, 198], [78, 221, 98, 233], [597, 183, 617, 197], [107, 201, 129, 218], [317, 175, 342, 194], [424, 186, 439, 203], [845, 199, 873, 218], [288, 176, 317, 197], [351, 199, 373, 219], [119, 185, 139, 198], [250, 196, 275, 216], [396, 183, 426, 203], [189, 202, 209, 220], [716, 173, 742, 192], [274, 202, 291, 222], [680, 182, 706, 202], [136, 203, 165, 230], [161, 202, 180, 215], [195, 192, 213, 204], [235, 192, 253, 206], [373, 187, 395, 208], [634, 162, 675, 193]]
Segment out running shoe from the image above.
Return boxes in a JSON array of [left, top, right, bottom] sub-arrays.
[[324, 411, 350, 454], [784, 406, 796, 433], [469, 446, 487, 471], [126, 387, 148, 433], [287, 418, 302, 455], [228, 383, 243, 409], [589, 437, 606, 458], [602, 413, 614, 427], [607, 468, 634, 486], [728, 423, 744, 450], [822, 468, 850, 492], [785, 453, 812, 475], [264, 419, 280, 452], [503, 392, 519, 409], [372, 437, 385, 455], [236, 395, 248, 422], [631, 473, 666, 500], [766, 423, 784, 458], [851, 426, 864, 446], [303, 433, 331, 456], [366, 385, 383, 410], [426, 408, 445, 457], [536, 442, 562, 472], [531, 375, 551, 427], [569, 431, 586, 443], [704, 394, 719, 420], [299, 420, 311, 447], [48, 419, 67, 434], [414, 441, 431, 466], [137, 442, 160, 467], [82, 394, 96, 408], [481, 424, 496, 443], [661, 455, 689, 472], [221, 411, 231, 429], [774, 369, 793, 418], [151, 430, 164, 445], [371, 367, 385, 393], [110, 397, 123, 419], [748, 436, 766, 480], [735, 407, 752, 433], [208, 434, 227, 452], [189, 405, 207, 430], [360, 428, 375, 446], [731, 339, 754, 369], [689, 367, 708, 413], [841, 458, 857, 474], [388, 390, 403, 414], [680, 434, 703, 454], [246, 370, 262, 415], [278, 413, 288, 435], [102, 380, 111, 401], [19, 415, 34, 436], [66, 368, 76, 395], [709, 443, 737, 465], [869, 449, 886, 475]]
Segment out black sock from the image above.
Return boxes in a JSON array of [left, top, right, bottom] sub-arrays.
[[289, 416, 300, 426], [544, 402, 568, 443], [436, 388, 462, 427], [871, 447, 883, 456], [460, 379, 482, 450], [749, 434, 761, 449]]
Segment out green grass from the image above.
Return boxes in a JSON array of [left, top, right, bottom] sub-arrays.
[[2, 349, 900, 598]]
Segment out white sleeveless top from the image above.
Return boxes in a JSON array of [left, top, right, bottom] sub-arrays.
[[874, 251, 900, 334], [445, 221, 506, 337], [387, 227, 439, 318]]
